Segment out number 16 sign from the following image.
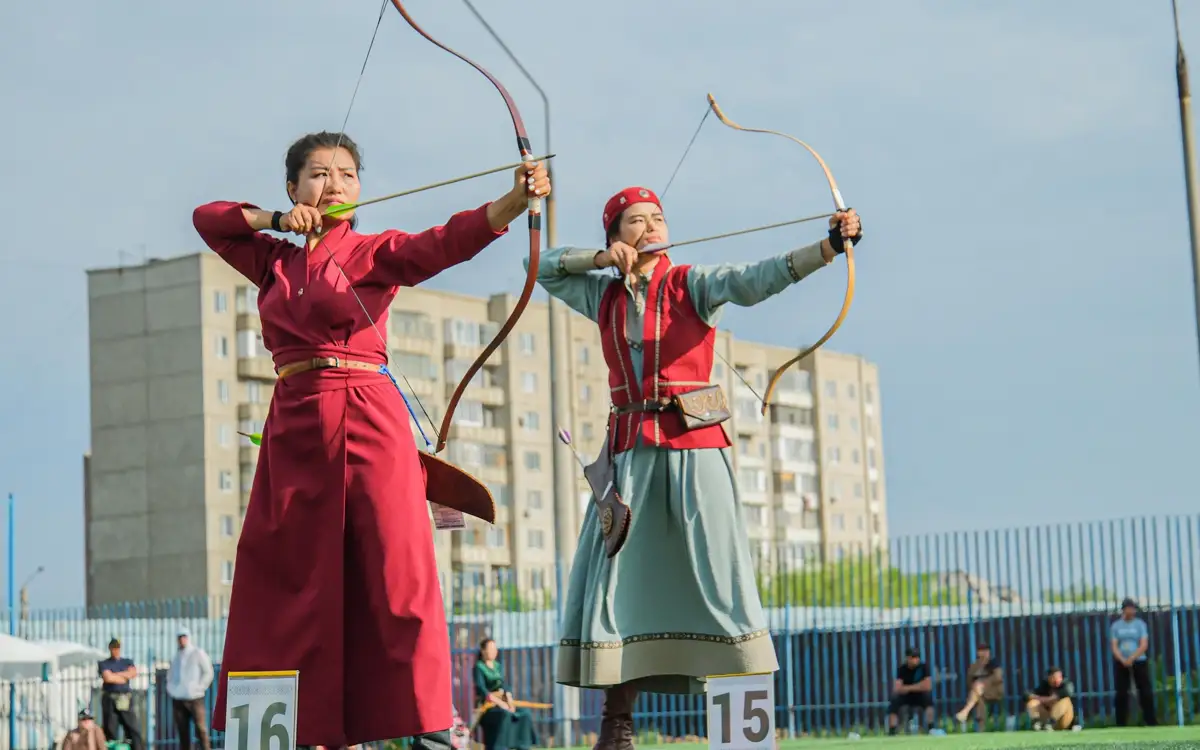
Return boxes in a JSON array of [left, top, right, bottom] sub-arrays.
[[225, 670, 299, 750], [706, 672, 775, 750]]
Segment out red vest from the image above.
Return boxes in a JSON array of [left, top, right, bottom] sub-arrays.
[[598, 258, 733, 453]]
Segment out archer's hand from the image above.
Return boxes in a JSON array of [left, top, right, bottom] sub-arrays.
[[595, 241, 638, 276], [510, 161, 551, 202], [826, 208, 862, 254], [280, 205, 323, 236]]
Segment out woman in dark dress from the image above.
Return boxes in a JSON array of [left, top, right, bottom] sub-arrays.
[[473, 639, 539, 750]]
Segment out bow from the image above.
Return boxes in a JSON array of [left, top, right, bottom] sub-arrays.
[[704, 94, 856, 415], [387, 1, 542, 452]]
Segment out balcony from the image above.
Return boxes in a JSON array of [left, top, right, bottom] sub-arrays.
[[239, 445, 258, 465], [391, 335, 436, 356], [238, 403, 268, 422], [771, 388, 813, 409], [786, 527, 821, 544], [237, 357, 276, 381], [447, 424, 506, 444], [444, 341, 490, 363], [446, 382, 505, 406], [236, 312, 260, 331]]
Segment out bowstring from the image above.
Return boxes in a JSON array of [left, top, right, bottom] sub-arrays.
[[309, 0, 442, 448], [654, 103, 766, 404]]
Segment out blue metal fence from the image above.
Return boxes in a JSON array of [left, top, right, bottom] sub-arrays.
[[3, 515, 1198, 747]]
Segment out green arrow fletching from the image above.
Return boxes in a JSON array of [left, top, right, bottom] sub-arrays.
[[237, 431, 262, 446]]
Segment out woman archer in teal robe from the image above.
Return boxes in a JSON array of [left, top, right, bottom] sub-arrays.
[[473, 638, 539, 750]]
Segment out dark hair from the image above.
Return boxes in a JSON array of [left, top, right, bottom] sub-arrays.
[[477, 637, 496, 660], [976, 642, 990, 651], [1047, 666, 1063, 676], [605, 214, 623, 248], [284, 131, 364, 229]]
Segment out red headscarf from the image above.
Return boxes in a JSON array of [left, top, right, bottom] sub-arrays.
[[601, 186, 662, 231]]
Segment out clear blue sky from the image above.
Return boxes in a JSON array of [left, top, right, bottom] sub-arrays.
[[1, 0, 1198, 607]]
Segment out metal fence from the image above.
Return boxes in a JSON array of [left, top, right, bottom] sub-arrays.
[[3, 515, 1199, 748]]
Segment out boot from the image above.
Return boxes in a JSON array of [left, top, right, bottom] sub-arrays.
[[593, 684, 638, 750], [411, 730, 453, 750]]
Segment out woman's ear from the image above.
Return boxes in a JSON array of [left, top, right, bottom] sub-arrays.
[[285, 182, 297, 205]]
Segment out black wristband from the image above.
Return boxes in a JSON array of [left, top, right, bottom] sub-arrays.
[[271, 211, 284, 232], [827, 209, 863, 255]]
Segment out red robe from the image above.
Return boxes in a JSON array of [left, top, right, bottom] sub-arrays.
[[598, 257, 732, 453], [192, 201, 506, 746]]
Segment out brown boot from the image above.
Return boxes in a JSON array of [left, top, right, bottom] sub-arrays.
[[593, 684, 638, 750]]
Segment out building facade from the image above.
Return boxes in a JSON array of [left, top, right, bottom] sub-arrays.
[[85, 253, 888, 607]]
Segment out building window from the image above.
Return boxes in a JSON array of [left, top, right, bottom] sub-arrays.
[[236, 286, 258, 313], [846, 383, 857, 399], [519, 333, 536, 355], [864, 384, 875, 403], [524, 451, 541, 471], [580, 383, 592, 402], [217, 380, 230, 404], [851, 449, 860, 465], [582, 422, 594, 440], [522, 411, 540, 431], [521, 372, 537, 393], [824, 380, 837, 398], [868, 449, 877, 469], [527, 490, 543, 509], [527, 529, 545, 548], [530, 568, 545, 590], [452, 400, 485, 427], [444, 319, 482, 346], [849, 416, 859, 432], [856, 515, 866, 530], [854, 482, 863, 498], [487, 528, 506, 548], [218, 424, 231, 447], [827, 414, 839, 430], [220, 514, 235, 538], [213, 290, 228, 313], [215, 335, 229, 359], [826, 446, 840, 464], [219, 470, 234, 492], [832, 513, 845, 530], [247, 381, 262, 403], [236, 330, 262, 358], [578, 346, 589, 365], [221, 561, 234, 584], [240, 466, 255, 493]]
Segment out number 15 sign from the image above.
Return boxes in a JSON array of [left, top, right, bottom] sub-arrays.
[[706, 672, 775, 750], [225, 671, 299, 750]]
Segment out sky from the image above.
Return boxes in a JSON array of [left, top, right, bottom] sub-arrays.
[[1, 0, 1199, 608]]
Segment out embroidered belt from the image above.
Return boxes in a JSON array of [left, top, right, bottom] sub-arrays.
[[276, 356, 381, 380]]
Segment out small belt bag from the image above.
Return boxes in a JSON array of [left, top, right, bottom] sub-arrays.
[[672, 384, 731, 430]]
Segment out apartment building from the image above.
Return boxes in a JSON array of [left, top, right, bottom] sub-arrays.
[[85, 252, 887, 607]]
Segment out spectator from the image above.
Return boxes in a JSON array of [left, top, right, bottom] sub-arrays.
[[886, 647, 934, 735], [954, 642, 1004, 727], [60, 709, 106, 750], [1024, 666, 1076, 731], [98, 637, 144, 750], [1110, 597, 1157, 727], [473, 638, 539, 750], [167, 627, 215, 750]]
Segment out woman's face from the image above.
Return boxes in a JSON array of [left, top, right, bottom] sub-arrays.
[[483, 640, 498, 660], [614, 201, 668, 250], [287, 146, 361, 216]]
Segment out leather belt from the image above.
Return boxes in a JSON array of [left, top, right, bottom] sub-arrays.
[[612, 397, 673, 415], [275, 356, 381, 380]]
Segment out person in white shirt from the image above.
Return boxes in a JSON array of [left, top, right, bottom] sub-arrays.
[[167, 627, 215, 750]]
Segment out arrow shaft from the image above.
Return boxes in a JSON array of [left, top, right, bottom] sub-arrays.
[[642, 211, 835, 254], [325, 153, 556, 215]]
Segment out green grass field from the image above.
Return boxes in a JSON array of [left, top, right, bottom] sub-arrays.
[[599, 727, 1200, 749]]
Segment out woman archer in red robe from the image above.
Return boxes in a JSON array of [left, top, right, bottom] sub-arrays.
[[192, 131, 550, 749]]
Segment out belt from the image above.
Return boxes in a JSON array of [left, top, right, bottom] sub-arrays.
[[275, 356, 381, 380], [611, 397, 673, 415]]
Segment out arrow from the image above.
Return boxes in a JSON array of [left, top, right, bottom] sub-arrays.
[[324, 153, 556, 218], [639, 211, 835, 254]]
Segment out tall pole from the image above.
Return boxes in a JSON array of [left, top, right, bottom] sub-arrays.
[[1173, 0, 1200, 372], [7, 492, 15, 750], [460, 2, 579, 745]]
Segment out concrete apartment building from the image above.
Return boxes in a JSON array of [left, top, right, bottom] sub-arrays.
[[85, 252, 888, 608]]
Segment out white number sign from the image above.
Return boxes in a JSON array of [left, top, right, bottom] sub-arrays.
[[706, 672, 775, 750], [225, 671, 299, 750]]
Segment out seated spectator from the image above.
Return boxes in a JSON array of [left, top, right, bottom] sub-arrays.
[[954, 642, 1004, 727], [1024, 666, 1077, 731], [474, 638, 539, 750], [61, 709, 106, 750], [887, 647, 934, 735]]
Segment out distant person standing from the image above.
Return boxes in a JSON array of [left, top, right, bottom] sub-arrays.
[[98, 637, 144, 750], [167, 627, 215, 750], [1110, 598, 1157, 726]]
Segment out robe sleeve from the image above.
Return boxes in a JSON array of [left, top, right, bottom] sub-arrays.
[[473, 662, 490, 703], [524, 246, 616, 323], [192, 201, 294, 287], [686, 241, 829, 327], [361, 203, 508, 287]]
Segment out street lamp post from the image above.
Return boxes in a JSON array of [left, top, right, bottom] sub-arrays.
[[460, 2, 580, 745]]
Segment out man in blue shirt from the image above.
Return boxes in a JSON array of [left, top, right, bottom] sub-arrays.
[[1110, 598, 1157, 726], [98, 637, 145, 750]]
